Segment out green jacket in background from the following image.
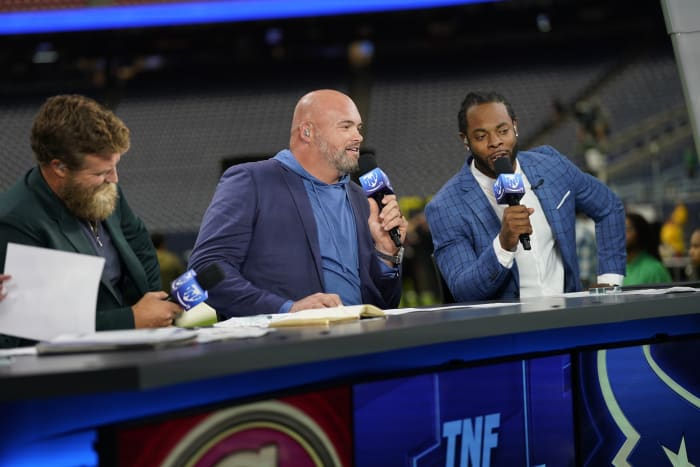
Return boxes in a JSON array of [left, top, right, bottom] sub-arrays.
[[623, 251, 673, 286], [0, 167, 161, 346]]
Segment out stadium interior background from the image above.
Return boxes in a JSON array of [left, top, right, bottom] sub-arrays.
[[1, 0, 698, 304]]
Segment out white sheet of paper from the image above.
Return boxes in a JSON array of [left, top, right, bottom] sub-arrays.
[[0, 243, 105, 341]]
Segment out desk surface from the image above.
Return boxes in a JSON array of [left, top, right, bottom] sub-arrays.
[[2, 290, 699, 403]]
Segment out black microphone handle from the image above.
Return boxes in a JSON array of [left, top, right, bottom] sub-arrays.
[[506, 195, 532, 251], [372, 192, 403, 247], [519, 233, 531, 250], [389, 227, 402, 247]]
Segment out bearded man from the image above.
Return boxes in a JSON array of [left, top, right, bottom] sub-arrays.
[[425, 91, 626, 302], [188, 89, 407, 318], [0, 94, 182, 347]]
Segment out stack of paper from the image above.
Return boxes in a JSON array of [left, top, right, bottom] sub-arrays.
[[35, 328, 198, 354]]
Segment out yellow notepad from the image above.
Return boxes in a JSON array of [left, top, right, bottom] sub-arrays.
[[268, 304, 385, 327]]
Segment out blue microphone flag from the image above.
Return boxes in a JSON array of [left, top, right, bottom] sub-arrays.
[[170, 264, 224, 310], [358, 167, 402, 248], [494, 173, 526, 205], [359, 168, 395, 197]]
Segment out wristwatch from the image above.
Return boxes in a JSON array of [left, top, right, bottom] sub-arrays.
[[376, 246, 404, 265]]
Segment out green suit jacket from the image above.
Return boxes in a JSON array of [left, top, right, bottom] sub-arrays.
[[0, 167, 161, 346]]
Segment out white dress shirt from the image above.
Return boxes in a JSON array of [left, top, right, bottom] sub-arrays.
[[472, 159, 565, 297]]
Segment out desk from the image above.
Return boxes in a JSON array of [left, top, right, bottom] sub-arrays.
[[1, 291, 699, 465]]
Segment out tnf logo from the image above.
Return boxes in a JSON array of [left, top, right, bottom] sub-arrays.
[[443, 413, 500, 467], [504, 174, 520, 189], [362, 170, 381, 188]]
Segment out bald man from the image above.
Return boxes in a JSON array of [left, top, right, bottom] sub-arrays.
[[189, 89, 407, 318]]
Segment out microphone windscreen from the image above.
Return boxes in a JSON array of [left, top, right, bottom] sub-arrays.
[[358, 151, 378, 176], [494, 157, 514, 175], [195, 263, 225, 290]]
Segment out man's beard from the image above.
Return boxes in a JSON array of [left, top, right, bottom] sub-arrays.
[[318, 138, 358, 175], [60, 177, 118, 221], [472, 141, 520, 178]]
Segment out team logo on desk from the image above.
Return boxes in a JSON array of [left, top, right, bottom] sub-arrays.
[[578, 340, 700, 466], [160, 400, 342, 467]]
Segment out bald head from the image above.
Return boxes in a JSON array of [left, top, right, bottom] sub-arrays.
[[289, 89, 364, 184], [291, 89, 356, 138]]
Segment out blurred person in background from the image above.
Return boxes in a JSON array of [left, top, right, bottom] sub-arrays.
[[151, 232, 186, 292], [402, 205, 439, 306], [684, 146, 698, 179], [574, 97, 612, 182], [188, 89, 407, 318], [660, 202, 688, 259], [623, 212, 672, 286], [0, 94, 182, 348], [686, 227, 700, 281], [426, 91, 626, 302], [575, 210, 598, 289]]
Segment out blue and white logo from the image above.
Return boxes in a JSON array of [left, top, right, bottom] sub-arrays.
[[494, 173, 525, 204], [171, 270, 208, 310], [359, 168, 393, 196]]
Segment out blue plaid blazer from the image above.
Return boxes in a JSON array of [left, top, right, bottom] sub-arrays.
[[425, 145, 626, 301]]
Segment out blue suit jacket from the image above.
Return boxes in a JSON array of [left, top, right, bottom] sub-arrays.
[[425, 145, 626, 301], [188, 157, 402, 318]]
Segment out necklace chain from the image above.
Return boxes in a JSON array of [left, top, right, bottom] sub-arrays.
[[88, 220, 103, 247]]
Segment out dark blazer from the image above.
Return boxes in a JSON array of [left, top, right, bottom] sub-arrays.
[[188, 156, 402, 318], [425, 145, 626, 301], [0, 167, 160, 345]]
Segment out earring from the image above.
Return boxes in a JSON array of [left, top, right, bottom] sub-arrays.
[[304, 129, 310, 137]]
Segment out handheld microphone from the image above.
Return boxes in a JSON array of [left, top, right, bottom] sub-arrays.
[[358, 164, 402, 247], [493, 157, 531, 250], [169, 263, 225, 310]]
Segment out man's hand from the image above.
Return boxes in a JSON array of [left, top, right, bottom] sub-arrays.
[[0, 274, 10, 302], [499, 205, 534, 251], [132, 291, 184, 328], [368, 194, 408, 254], [290, 292, 342, 313]]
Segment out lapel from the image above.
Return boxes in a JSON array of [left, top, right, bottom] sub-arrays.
[[519, 155, 563, 238], [519, 155, 550, 210], [519, 152, 575, 270], [30, 169, 127, 303], [459, 160, 520, 289], [103, 213, 148, 298], [58, 214, 125, 303], [458, 162, 501, 239], [29, 168, 98, 257], [56, 211, 96, 256], [347, 185, 369, 263], [278, 164, 324, 286]]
